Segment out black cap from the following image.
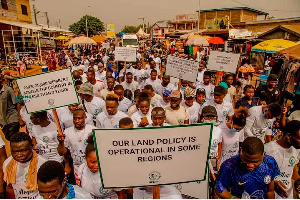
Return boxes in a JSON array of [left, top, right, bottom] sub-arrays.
[[196, 88, 206, 95], [214, 86, 227, 96], [267, 74, 278, 81], [202, 106, 217, 117]]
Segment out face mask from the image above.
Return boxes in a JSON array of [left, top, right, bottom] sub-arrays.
[[126, 64, 130, 69], [231, 128, 239, 133], [204, 120, 216, 126], [262, 113, 266, 118], [181, 86, 187, 90]]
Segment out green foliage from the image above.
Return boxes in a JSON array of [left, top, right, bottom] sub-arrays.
[[121, 24, 143, 33], [69, 15, 104, 36]]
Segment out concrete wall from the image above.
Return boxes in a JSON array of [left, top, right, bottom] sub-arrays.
[[15, 0, 32, 23]]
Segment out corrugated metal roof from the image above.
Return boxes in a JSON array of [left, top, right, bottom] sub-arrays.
[[197, 0, 268, 15], [154, 20, 170, 28], [258, 25, 300, 38], [0, 19, 42, 30]]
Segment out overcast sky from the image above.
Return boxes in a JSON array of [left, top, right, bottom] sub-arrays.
[[33, 0, 300, 32]]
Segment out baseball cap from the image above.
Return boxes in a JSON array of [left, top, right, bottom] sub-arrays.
[[218, 82, 229, 89], [202, 105, 217, 117], [170, 90, 181, 99], [196, 88, 206, 95], [78, 82, 93, 96], [184, 87, 195, 98], [267, 74, 278, 81], [163, 89, 172, 97], [214, 86, 227, 96]]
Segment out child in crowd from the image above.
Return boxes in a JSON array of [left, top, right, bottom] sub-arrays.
[[131, 93, 152, 127], [235, 85, 261, 109]]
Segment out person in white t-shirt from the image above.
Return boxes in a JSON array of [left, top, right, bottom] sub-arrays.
[[165, 90, 189, 125], [156, 74, 176, 97], [78, 135, 117, 199], [265, 120, 300, 199], [134, 61, 148, 86], [114, 85, 132, 113], [148, 107, 170, 127], [30, 111, 63, 163], [119, 117, 134, 129], [95, 63, 106, 82], [280, 102, 300, 127], [81, 56, 89, 72], [144, 69, 161, 92], [196, 61, 206, 83], [146, 60, 161, 79], [196, 71, 215, 101], [37, 160, 92, 199], [201, 86, 234, 125], [182, 87, 200, 124], [57, 109, 97, 180], [244, 103, 281, 143], [119, 64, 135, 83], [4, 132, 46, 199], [96, 94, 128, 129], [218, 114, 246, 166], [143, 84, 162, 108], [199, 105, 222, 170], [195, 88, 206, 109], [99, 77, 115, 100], [86, 70, 105, 97], [153, 53, 161, 69], [78, 82, 105, 124], [156, 89, 171, 109], [224, 74, 236, 104], [121, 72, 139, 93], [88, 59, 98, 72], [131, 94, 152, 127]]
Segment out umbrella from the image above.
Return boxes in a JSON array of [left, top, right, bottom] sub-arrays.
[[69, 36, 97, 45], [180, 32, 197, 39], [209, 37, 225, 44], [277, 44, 300, 60], [55, 36, 69, 40], [186, 36, 209, 46], [91, 35, 107, 44], [251, 39, 297, 53]]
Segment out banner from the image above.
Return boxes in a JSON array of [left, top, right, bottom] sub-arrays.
[[207, 51, 240, 73], [206, 18, 228, 30], [166, 55, 199, 82], [115, 47, 137, 62], [93, 124, 212, 188], [16, 69, 79, 113], [107, 24, 116, 38]]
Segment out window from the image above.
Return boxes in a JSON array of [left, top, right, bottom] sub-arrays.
[[1, 0, 8, 10], [21, 4, 27, 15]]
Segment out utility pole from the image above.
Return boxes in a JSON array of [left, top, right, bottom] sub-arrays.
[[197, 0, 201, 33], [138, 17, 145, 31], [59, 19, 61, 28], [45, 12, 49, 28], [33, 4, 39, 25], [85, 6, 90, 37]]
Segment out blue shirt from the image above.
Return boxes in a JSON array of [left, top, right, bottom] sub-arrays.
[[215, 154, 280, 199]]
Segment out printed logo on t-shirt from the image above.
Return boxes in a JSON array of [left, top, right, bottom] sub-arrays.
[[42, 136, 49, 143], [114, 124, 119, 128], [222, 110, 228, 116], [212, 139, 218, 146], [95, 109, 101, 115], [233, 141, 239, 148], [178, 119, 184, 125], [264, 175, 271, 184], [24, 173, 28, 181], [289, 156, 296, 166], [99, 187, 109, 195], [84, 139, 88, 146], [192, 118, 198, 124]]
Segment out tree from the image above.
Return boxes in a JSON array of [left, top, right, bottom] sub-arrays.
[[69, 15, 105, 36], [121, 24, 143, 34]]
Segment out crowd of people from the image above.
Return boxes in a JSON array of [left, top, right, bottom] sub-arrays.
[[0, 38, 300, 199]]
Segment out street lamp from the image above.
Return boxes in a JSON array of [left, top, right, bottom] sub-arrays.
[[85, 5, 90, 37]]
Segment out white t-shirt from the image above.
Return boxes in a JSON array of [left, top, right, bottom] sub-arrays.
[[153, 57, 161, 68], [228, 85, 236, 101], [78, 162, 117, 198], [99, 89, 114, 100], [288, 110, 300, 121], [165, 106, 189, 126], [96, 110, 128, 129], [133, 186, 182, 199], [56, 106, 93, 130], [219, 124, 244, 166], [83, 97, 105, 118], [170, 77, 179, 88], [144, 79, 161, 92], [63, 124, 97, 174], [146, 67, 161, 78], [134, 69, 148, 84], [119, 67, 135, 78], [209, 126, 222, 159], [196, 82, 215, 101], [182, 102, 200, 124], [150, 94, 162, 108], [196, 70, 205, 83], [156, 83, 176, 97], [244, 106, 275, 142], [265, 141, 300, 199], [92, 81, 105, 97], [223, 93, 232, 103], [128, 105, 138, 117], [31, 122, 63, 162], [121, 81, 139, 93], [3, 155, 46, 199], [202, 99, 234, 125], [131, 110, 152, 127], [20, 107, 34, 135], [118, 97, 133, 113], [156, 99, 170, 109], [95, 71, 106, 82]]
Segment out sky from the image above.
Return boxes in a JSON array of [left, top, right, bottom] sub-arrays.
[[32, 0, 300, 32]]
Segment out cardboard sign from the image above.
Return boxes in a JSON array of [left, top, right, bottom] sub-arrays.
[[207, 51, 240, 73], [166, 56, 199, 83], [115, 47, 137, 62], [93, 124, 212, 188], [16, 69, 79, 113]]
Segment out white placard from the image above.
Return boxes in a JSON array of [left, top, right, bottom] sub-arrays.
[[207, 51, 240, 73], [166, 56, 199, 83], [115, 47, 137, 62], [16, 69, 79, 113], [93, 124, 212, 188]]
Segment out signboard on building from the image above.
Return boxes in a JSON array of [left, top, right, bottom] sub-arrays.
[[106, 24, 116, 38], [175, 14, 198, 21], [115, 47, 137, 62], [166, 55, 199, 83], [93, 124, 212, 188], [207, 51, 240, 73], [206, 18, 228, 30], [16, 69, 79, 113]]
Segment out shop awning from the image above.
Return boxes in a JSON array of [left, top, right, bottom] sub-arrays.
[[0, 19, 42, 30]]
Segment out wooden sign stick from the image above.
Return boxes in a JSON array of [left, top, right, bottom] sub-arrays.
[[52, 109, 63, 136], [153, 186, 160, 199]]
